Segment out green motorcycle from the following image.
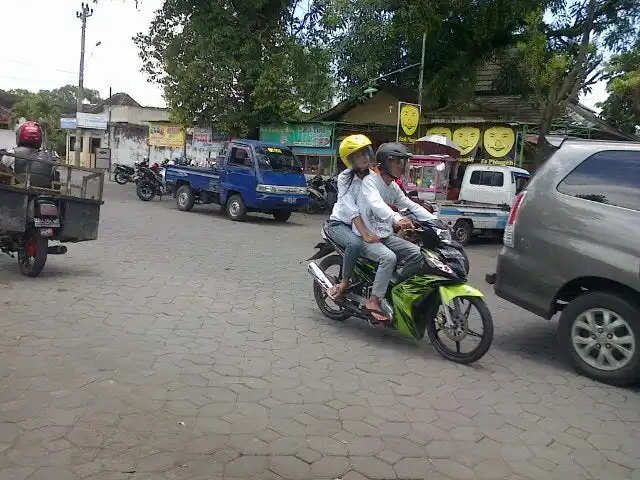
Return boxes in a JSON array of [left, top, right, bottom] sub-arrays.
[[307, 217, 493, 364]]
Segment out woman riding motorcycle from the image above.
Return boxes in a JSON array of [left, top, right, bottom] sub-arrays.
[[325, 134, 380, 300]]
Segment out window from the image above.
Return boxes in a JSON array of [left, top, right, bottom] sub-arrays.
[[557, 150, 640, 211], [469, 170, 504, 187], [256, 146, 301, 172], [229, 147, 251, 167], [303, 155, 331, 175], [513, 174, 529, 194]]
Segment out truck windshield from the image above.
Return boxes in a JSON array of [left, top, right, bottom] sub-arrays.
[[256, 147, 301, 172]]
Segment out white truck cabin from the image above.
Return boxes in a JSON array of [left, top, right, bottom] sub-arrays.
[[458, 165, 530, 207]]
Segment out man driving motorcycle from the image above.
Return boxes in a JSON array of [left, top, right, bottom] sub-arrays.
[[356, 142, 437, 322]]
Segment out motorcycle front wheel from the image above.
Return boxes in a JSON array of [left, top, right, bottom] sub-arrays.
[[136, 180, 156, 202], [423, 295, 493, 364]]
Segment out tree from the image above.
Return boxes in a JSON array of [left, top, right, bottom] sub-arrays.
[[3, 86, 102, 153], [134, 0, 335, 137], [598, 40, 640, 134], [329, 0, 549, 108], [512, 0, 640, 166]]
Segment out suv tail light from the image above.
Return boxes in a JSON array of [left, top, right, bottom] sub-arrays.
[[504, 191, 526, 247]]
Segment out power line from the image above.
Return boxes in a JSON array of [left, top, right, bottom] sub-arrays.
[[0, 59, 79, 75]]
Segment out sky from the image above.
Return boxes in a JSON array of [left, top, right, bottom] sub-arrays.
[[0, 0, 609, 112]]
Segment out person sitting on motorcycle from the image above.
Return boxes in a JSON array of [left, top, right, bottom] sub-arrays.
[[1, 121, 44, 171], [326, 134, 380, 300], [356, 142, 437, 321]]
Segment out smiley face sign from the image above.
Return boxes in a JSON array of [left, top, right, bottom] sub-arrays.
[[484, 126, 516, 158], [398, 103, 421, 142], [426, 126, 452, 140], [452, 126, 481, 156]]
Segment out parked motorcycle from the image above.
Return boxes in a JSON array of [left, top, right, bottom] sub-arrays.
[[307, 215, 490, 364], [136, 162, 168, 201], [114, 160, 147, 185], [306, 175, 327, 214], [324, 176, 338, 212]]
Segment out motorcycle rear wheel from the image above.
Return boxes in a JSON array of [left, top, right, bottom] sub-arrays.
[[313, 255, 350, 321], [114, 172, 128, 185], [423, 295, 493, 364], [136, 180, 156, 201], [18, 234, 48, 278]]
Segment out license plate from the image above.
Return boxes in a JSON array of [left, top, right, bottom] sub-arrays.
[[40, 228, 54, 237], [34, 217, 60, 228], [283, 197, 296, 204]]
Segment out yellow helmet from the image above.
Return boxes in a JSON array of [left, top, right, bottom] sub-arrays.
[[339, 134, 374, 170]]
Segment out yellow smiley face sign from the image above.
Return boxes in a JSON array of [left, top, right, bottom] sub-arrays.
[[398, 103, 420, 142], [484, 126, 515, 158], [426, 126, 452, 140], [452, 126, 481, 156]]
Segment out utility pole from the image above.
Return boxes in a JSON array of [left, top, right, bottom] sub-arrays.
[[417, 31, 426, 106], [74, 2, 93, 166]]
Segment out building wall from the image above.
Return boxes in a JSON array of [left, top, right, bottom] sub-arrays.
[[0, 129, 14, 150], [107, 106, 170, 125], [341, 90, 409, 126]]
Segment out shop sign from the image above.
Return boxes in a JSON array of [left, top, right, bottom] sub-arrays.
[[260, 123, 332, 148], [425, 124, 518, 166], [149, 123, 185, 148]]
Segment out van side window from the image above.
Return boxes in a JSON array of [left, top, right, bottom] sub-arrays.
[[557, 151, 640, 211], [469, 170, 504, 187]]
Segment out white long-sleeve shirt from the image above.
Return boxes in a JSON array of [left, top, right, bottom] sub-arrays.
[[1, 148, 15, 170], [356, 172, 437, 238], [329, 169, 363, 224]]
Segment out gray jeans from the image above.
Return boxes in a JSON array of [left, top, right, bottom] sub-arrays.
[[361, 235, 423, 298]]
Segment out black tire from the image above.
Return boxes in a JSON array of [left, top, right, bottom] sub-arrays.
[[176, 185, 196, 212], [558, 291, 640, 386], [313, 255, 351, 322], [18, 234, 48, 278], [225, 194, 246, 221], [273, 211, 291, 222], [136, 180, 156, 202], [424, 296, 493, 364], [114, 172, 128, 185], [452, 220, 472, 246]]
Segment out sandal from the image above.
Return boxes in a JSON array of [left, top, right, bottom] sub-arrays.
[[362, 306, 389, 323]]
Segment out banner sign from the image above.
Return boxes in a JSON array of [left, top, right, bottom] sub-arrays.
[[77, 112, 108, 130], [260, 123, 331, 147], [425, 124, 517, 166], [191, 127, 214, 148], [149, 123, 185, 148], [397, 102, 421, 144]]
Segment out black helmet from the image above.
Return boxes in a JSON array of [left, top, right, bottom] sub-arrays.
[[376, 142, 412, 179]]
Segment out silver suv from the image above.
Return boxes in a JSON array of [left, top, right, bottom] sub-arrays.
[[486, 139, 640, 385]]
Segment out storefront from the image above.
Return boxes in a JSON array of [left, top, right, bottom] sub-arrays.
[[259, 123, 335, 175]]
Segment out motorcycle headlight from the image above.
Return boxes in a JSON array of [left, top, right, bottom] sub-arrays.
[[436, 228, 452, 244]]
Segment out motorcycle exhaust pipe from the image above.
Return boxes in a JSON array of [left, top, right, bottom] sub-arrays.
[[47, 245, 67, 255], [307, 262, 333, 291]]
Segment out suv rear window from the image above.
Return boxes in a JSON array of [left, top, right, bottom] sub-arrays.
[[557, 150, 640, 211], [469, 170, 504, 187]]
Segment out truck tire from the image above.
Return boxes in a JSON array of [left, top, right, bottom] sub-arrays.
[[452, 219, 472, 246], [273, 211, 291, 222], [226, 194, 246, 221], [19, 234, 48, 278], [176, 185, 195, 212]]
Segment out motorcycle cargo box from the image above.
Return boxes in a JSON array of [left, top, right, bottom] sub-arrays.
[[56, 197, 102, 242]]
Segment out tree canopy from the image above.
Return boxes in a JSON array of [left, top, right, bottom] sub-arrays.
[[134, 0, 334, 137]]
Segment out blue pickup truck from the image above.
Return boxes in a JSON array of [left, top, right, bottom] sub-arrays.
[[164, 139, 309, 222]]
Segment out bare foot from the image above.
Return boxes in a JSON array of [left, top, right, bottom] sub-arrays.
[[327, 280, 348, 300]]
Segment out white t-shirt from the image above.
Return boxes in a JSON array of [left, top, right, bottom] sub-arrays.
[[1, 148, 15, 170], [329, 169, 363, 224], [355, 172, 436, 238]]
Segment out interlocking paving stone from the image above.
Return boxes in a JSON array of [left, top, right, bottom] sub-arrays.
[[0, 182, 638, 479]]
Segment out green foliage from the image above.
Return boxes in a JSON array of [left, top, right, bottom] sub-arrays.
[[329, 0, 548, 107], [0, 86, 101, 154], [599, 40, 640, 134], [134, 0, 335, 137]]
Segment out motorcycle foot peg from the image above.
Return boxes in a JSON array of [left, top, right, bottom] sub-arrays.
[[47, 245, 67, 255]]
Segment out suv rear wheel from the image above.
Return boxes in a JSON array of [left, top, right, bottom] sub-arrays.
[[558, 291, 640, 385]]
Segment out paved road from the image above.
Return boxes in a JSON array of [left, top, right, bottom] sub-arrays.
[[0, 183, 639, 480]]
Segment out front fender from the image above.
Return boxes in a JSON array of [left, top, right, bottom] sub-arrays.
[[439, 284, 484, 306]]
